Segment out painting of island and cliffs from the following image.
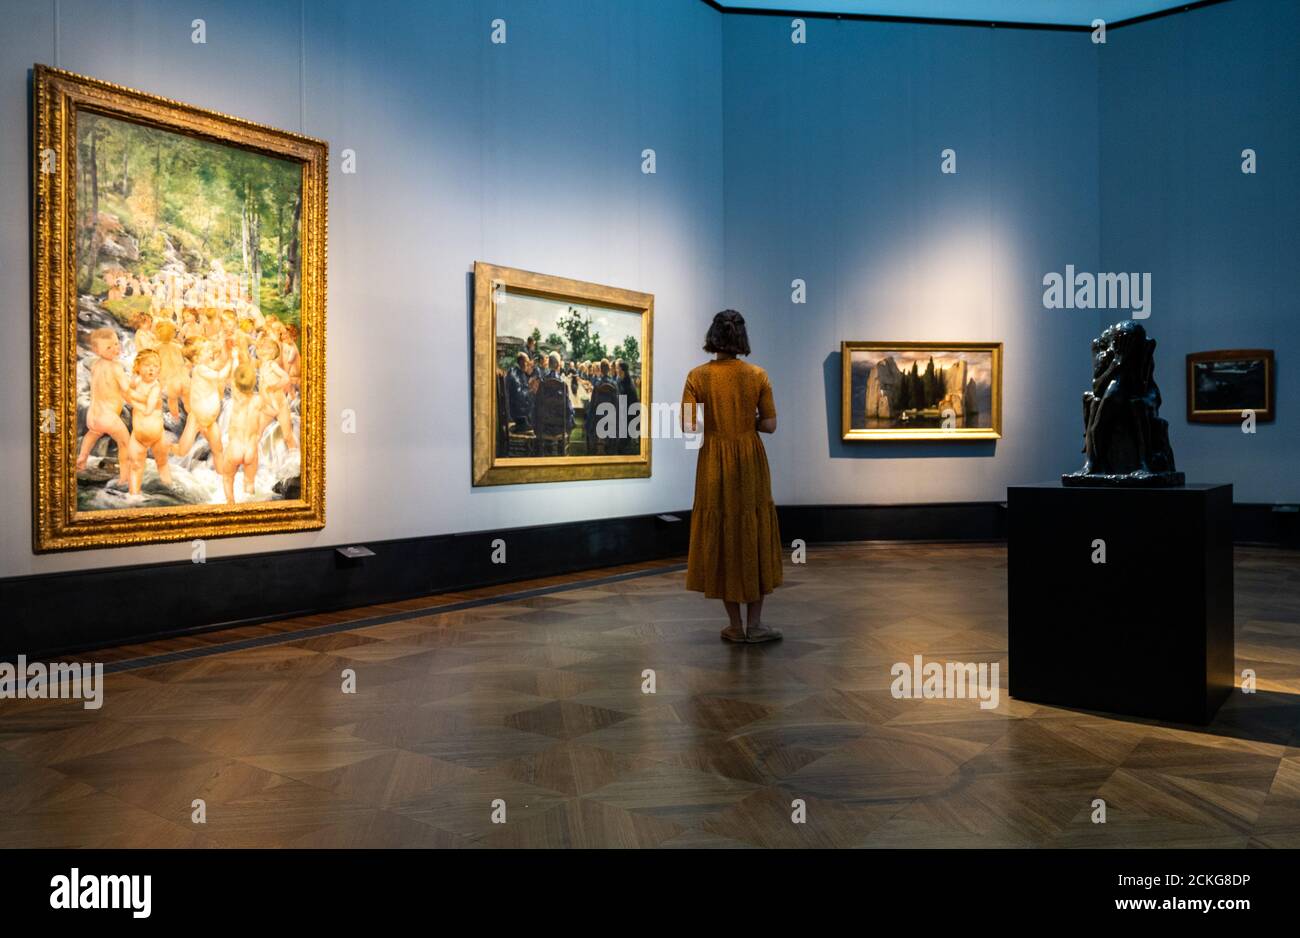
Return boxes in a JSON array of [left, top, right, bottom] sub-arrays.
[[841, 341, 1002, 441]]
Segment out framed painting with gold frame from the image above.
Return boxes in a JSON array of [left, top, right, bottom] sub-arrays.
[[1186, 349, 1275, 424], [841, 341, 1002, 441], [473, 261, 653, 485], [32, 65, 327, 551]]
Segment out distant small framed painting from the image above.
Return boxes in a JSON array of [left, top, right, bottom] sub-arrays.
[[841, 341, 1002, 441], [1186, 349, 1275, 424]]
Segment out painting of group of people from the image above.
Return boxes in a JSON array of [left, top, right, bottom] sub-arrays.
[[78, 282, 302, 507], [494, 292, 646, 459]]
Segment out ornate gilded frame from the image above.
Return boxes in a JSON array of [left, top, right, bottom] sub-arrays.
[[472, 261, 653, 485], [31, 65, 327, 551], [840, 340, 1003, 441]]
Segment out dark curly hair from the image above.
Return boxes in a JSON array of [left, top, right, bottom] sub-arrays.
[[703, 309, 751, 356]]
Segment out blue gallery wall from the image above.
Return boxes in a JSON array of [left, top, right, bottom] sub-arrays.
[[1100, 0, 1300, 502], [721, 15, 1102, 505], [0, 0, 724, 576], [0, 0, 1294, 580]]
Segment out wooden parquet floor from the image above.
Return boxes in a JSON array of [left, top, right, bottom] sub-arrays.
[[2, 543, 1298, 849]]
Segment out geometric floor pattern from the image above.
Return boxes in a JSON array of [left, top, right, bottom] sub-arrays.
[[2, 543, 1298, 848]]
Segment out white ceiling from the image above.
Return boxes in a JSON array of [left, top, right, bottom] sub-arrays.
[[714, 0, 1206, 27]]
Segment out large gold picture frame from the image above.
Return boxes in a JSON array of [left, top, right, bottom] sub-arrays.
[[472, 261, 653, 485], [841, 340, 1002, 441], [32, 66, 327, 551]]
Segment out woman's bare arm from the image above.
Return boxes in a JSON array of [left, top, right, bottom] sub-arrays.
[[683, 404, 701, 434]]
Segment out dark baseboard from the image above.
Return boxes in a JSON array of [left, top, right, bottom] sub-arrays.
[[775, 500, 1298, 550], [0, 511, 693, 661], [776, 502, 1007, 543], [1232, 502, 1300, 549], [3, 499, 1294, 659]]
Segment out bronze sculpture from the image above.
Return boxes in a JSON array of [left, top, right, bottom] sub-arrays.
[[1063, 320, 1185, 487]]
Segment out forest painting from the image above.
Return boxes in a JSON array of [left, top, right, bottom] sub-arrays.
[[841, 341, 1002, 441], [33, 66, 327, 550], [74, 111, 304, 511]]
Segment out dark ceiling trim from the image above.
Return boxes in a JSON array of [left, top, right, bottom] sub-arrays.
[[1109, 0, 1233, 29], [697, 0, 1234, 32]]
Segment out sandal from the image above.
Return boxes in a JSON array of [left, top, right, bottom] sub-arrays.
[[745, 625, 783, 644], [720, 624, 747, 643]]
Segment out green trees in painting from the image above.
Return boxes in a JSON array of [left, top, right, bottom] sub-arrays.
[[557, 306, 608, 363], [611, 335, 639, 369], [499, 305, 637, 372], [75, 112, 302, 322]]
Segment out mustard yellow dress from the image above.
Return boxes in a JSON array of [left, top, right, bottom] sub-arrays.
[[682, 359, 783, 603]]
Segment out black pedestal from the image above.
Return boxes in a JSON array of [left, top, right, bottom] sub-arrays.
[[1007, 483, 1234, 724]]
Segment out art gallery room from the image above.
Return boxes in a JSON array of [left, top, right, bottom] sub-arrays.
[[0, 0, 1298, 916]]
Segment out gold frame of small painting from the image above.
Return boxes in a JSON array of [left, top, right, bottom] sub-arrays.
[[841, 340, 1003, 441], [472, 261, 653, 486], [1185, 348, 1275, 424], [31, 65, 327, 551]]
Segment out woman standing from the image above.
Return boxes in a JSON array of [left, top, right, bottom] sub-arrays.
[[682, 310, 784, 643]]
